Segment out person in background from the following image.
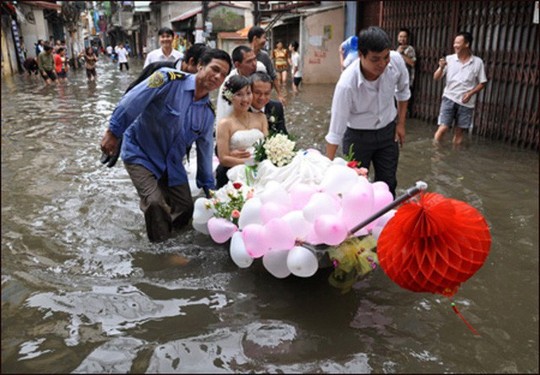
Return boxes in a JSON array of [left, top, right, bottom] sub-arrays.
[[248, 26, 285, 105], [288, 41, 302, 94], [271, 41, 289, 96], [250, 71, 288, 135], [215, 75, 269, 188], [37, 45, 57, 85], [35, 39, 44, 57], [339, 35, 359, 71], [124, 43, 208, 94], [116, 43, 129, 71], [396, 28, 416, 88], [54, 40, 62, 53], [144, 27, 183, 68], [82, 46, 98, 82], [106, 44, 113, 58], [54, 47, 68, 82], [23, 56, 39, 77], [433, 31, 487, 146], [99, 49, 232, 242], [325, 27, 410, 198]]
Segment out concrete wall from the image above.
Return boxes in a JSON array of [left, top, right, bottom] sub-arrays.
[[1, 17, 16, 77], [18, 5, 49, 58], [301, 7, 344, 84], [159, 1, 194, 29]]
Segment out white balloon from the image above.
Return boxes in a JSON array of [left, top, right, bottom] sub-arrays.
[[303, 192, 340, 222], [189, 179, 202, 197], [262, 250, 291, 278], [192, 220, 209, 235], [287, 246, 319, 278], [282, 210, 312, 240], [320, 164, 359, 195], [230, 232, 253, 268], [332, 157, 348, 166], [192, 198, 214, 224], [238, 197, 263, 229], [265, 218, 296, 251], [372, 209, 396, 229], [371, 225, 384, 240]]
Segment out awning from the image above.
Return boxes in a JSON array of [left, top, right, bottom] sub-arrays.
[[19, 0, 61, 11], [235, 26, 252, 38], [218, 31, 247, 40], [171, 6, 203, 23]]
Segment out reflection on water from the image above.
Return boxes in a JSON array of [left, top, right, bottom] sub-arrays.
[[1, 58, 538, 373]]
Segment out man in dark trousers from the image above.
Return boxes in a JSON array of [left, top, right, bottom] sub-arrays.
[[325, 27, 410, 198], [250, 71, 288, 135], [100, 49, 231, 242]]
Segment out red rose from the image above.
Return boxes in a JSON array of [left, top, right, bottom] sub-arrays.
[[232, 182, 242, 190], [347, 160, 358, 168]]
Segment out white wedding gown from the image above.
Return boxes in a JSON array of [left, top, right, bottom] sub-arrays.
[[229, 128, 265, 151]]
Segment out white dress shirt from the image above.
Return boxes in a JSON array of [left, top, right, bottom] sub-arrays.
[[441, 54, 487, 109], [144, 48, 183, 68], [325, 51, 410, 145]]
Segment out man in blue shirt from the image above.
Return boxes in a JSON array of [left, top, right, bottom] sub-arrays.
[[339, 35, 359, 71], [100, 49, 232, 242]]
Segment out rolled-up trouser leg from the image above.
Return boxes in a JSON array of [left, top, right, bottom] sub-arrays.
[[125, 163, 172, 242], [163, 183, 194, 230]]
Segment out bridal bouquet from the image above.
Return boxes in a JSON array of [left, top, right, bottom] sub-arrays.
[[254, 133, 296, 167]]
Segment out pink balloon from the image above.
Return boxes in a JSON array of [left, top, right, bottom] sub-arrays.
[[207, 217, 238, 244], [260, 202, 290, 224], [373, 188, 393, 212], [242, 224, 271, 258], [314, 214, 348, 246], [289, 184, 318, 210], [340, 180, 374, 231], [366, 188, 394, 231], [304, 227, 323, 246], [265, 218, 296, 251], [372, 181, 390, 192]]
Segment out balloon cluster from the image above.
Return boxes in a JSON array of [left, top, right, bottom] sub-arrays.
[[192, 160, 395, 279]]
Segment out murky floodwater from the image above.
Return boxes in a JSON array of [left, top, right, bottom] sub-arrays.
[[2, 58, 538, 373]]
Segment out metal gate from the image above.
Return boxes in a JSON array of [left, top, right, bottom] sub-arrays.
[[374, 1, 539, 150]]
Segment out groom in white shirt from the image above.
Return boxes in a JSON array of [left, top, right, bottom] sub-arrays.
[[325, 26, 410, 198]]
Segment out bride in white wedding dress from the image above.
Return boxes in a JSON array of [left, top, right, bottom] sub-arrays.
[[215, 75, 268, 188]]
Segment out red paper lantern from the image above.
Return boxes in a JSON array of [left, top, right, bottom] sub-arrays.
[[377, 192, 491, 297]]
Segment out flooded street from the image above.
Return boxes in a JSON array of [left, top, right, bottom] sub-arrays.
[[2, 58, 538, 373]]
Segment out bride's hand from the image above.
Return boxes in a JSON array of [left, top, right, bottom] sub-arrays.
[[230, 149, 251, 159]]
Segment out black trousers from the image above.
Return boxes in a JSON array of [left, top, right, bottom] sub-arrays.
[[215, 164, 230, 189], [124, 163, 193, 242], [343, 121, 399, 198]]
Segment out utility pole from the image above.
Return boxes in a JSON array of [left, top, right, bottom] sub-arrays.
[[252, 0, 260, 26]]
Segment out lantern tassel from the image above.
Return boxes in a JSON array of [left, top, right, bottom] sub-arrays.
[[451, 302, 480, 336]]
